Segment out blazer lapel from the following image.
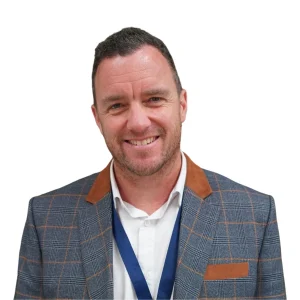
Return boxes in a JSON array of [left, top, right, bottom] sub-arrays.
[[78, 155, 218, 299], [78, 162, 114, 299], [174, 155, 220, 299]]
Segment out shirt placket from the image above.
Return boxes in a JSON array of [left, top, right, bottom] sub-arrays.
[[138, 218, 156, 297]]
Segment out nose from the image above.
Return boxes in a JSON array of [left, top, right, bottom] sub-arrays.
[[126, 103, 151, 133]]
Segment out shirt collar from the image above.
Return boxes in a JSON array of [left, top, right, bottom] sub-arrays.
[[110, 152, 187, 214]]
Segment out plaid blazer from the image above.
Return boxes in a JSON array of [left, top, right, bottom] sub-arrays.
[[15, 154, 286, 299]]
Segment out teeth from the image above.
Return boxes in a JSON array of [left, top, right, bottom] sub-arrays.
[[128, 137, 156, 146]]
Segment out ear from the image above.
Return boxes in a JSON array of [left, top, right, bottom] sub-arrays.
[[91, 104, 103, 135], [179, 89, 187, 123]]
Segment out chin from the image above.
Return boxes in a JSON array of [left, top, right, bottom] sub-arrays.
[[124, 156, 165, 177]]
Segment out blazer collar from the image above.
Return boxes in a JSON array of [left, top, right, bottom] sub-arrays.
[[86, 153, 212, 204]]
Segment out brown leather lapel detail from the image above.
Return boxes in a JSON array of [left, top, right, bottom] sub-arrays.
[[204, 262, 249, 280], [184, 153, 212, 199], [86, 161, 111, 204], [86, 153, 212, 204]]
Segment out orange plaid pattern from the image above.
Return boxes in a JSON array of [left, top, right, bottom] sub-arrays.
[[14, 155, 286, 299]]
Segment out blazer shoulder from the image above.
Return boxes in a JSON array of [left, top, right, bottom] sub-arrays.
[[202, 168, 272, 204], [31, 172, 100, 207]]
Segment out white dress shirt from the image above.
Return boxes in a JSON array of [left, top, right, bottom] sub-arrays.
[[111, 152, 187, 300]]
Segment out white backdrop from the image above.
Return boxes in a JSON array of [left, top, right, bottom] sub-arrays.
[[1, 1, 299, 298]]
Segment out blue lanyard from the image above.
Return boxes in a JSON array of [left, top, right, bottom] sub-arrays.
[[112, 204, 182, 300]]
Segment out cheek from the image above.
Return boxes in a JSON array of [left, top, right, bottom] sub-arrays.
[[158, 105, 181, 124], [101, 118, 125, 139], [151, 104, 179, 122], [151, 114, 180, 136]]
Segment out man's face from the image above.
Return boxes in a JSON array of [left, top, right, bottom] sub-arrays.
[[92, 45, 187, 176]]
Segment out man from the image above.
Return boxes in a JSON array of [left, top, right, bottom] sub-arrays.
[[15, 27, 286, 299]]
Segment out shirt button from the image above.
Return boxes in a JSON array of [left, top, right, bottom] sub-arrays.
[[144, 220, 151, 227]]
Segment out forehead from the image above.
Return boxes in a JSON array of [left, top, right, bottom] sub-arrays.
[[94, 45, 175, 92]]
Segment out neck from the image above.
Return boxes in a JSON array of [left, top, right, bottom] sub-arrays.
[[113, 151, 182, 215]]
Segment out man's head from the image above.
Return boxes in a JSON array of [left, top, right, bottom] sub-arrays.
[[92, 27, 182, 107], [91, 27, 187, 177]]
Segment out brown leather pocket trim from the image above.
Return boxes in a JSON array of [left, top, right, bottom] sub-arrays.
[[204, 262, 249, 280]]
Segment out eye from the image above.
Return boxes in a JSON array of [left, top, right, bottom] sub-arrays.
[[109, 103, 122, 110], [149, 97, 161, 102]]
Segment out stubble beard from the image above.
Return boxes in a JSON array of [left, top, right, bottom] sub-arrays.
[[104, 123, 182, 177]]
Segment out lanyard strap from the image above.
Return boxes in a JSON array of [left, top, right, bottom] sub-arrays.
[[113, 204, 182, 300]]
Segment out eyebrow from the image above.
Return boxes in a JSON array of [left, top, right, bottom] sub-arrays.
[[142, 88, 170, 97], [101, 95, 126, 106], [100, 88, 170, 106]]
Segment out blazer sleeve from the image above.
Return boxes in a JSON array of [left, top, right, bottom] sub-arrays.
[[14, 198, 43, 299], [255, 196, 286, 299]]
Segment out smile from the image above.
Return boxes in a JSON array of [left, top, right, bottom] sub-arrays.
[[125, 136, 159, 146]]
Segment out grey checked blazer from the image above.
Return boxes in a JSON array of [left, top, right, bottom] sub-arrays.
[[14, 154, 286, 299]]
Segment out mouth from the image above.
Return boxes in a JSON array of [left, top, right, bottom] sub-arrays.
[[125, 136, 159, 146]]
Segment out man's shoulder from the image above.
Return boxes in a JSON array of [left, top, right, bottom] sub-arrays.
[[202, 168, 272, 204], [30, 172, 100, 208]]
